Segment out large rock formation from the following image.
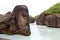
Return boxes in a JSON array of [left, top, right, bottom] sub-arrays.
[[46, 14, 60, 28], [0, 5, 31, 36], [36, 14, 48, 25], [36, 14, 60, 28], [45, 14, 57, 27], [12, 5, 31, 35], [36, 3, 60, 28]]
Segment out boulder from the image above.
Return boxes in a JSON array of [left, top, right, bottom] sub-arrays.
[[12, 5, 31, 36], [36, 3, 60, 28], [36, 14, 48, 25], [0, 5, 31, 36], [46, 14, 57, 27], [36, 14, 60, 28]]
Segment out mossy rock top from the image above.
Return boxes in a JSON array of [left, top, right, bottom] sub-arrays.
[[42, 3, 60, 14]]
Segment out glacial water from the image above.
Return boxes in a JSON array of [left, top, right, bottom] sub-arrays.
[[0, 22, 60, 40]]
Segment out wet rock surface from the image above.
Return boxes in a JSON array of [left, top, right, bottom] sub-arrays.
[[0, 5, 31, 36]]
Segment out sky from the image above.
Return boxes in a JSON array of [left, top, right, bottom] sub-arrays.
[[0, 0, 60, 17]]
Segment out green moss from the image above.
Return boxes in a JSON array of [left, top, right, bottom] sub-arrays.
[[43, 2, 60, 14]]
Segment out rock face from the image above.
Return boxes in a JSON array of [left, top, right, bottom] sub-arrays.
[[56, 14, 60, 27], [36, 14, 48, 25], [13, 5, 31, 35], [0, 5, 31, 36], [36, 14, 60, 28], [46, 14, 57, 27]]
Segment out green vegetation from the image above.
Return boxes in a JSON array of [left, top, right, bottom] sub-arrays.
[[42, 2, 60, 14], [29, 16, 35, 23], [29, 16, 34, 19], [34, 15, 39, 20]]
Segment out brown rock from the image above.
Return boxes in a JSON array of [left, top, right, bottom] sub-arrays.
[[55, 14, 60, 28], [46, 14, 60, 28], [0, 5, 31, 36], [6, 12, 17, 34], [13, 5, 31, 36], [0, 15, 9, 34], [36, 14, 44, 25], [36, 13, 60, 28], [36, 14, 48, 25], [0, 12, 16, 34], [46, 14, 57, 27]]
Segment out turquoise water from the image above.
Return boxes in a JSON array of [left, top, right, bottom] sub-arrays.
[[0, 23, 60, 40]]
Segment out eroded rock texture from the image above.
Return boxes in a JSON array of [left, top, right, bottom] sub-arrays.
[[0, 5, 31, 36], [46, 14, 57, 27], [36, 14, 60, 28], [36, 14, 48, 25], [13, 5, 31, 36]]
